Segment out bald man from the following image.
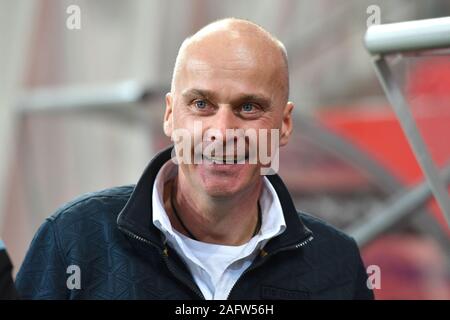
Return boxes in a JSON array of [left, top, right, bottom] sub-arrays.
[[16, 18, 373, 300]]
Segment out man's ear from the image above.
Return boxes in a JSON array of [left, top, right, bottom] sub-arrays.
[[164, 93, 174, 138], [280, 101, 294, 147]]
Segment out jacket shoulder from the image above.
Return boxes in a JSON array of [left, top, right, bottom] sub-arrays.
[[298, 211, 355, 244], [297, 210, 361, 260], [15, 185, 136, 299], [48, 185, 135, 224]]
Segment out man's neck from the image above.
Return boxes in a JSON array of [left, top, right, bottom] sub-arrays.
[[163, 176, 263, 246]]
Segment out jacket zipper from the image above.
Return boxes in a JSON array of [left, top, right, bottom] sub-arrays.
[[161, 251, 205, 299], [119, 226, 313, 300], [226, 234, 314, 300], [118, 226, 205, 299]]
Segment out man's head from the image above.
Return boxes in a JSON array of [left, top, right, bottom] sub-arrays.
[[164, 18, 294, 199]]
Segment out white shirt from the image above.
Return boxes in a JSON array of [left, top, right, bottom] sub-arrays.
[[152, 160, 286, 300]]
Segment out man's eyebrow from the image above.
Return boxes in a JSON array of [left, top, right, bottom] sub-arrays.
[[181, 89, 271, 105], [235, 94, 271, 106], [181, 89, 213, 99]]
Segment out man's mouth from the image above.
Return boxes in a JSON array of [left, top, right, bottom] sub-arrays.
[[202, 153, 249, 164]]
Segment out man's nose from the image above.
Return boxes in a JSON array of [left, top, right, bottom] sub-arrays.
[[207, 106, 240, 140]]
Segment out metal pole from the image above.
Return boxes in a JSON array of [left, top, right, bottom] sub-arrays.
[[349, 165, 450, 246], [371, 55, 450, 226]]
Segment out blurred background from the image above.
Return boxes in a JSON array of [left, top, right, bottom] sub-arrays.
[[0, 0, 449, 299]]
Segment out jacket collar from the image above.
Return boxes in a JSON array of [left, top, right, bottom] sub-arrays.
[[117, 145, 312, 252]]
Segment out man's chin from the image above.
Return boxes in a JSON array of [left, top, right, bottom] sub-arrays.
[[198, 179, 246, 198], [197, 174, 258, 199], [179, 161, 261, 198]]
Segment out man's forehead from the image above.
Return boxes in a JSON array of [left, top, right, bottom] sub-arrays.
[[177, 39, 281, 83], [182, 54, 264, 75], [177, 55, 279, 98]]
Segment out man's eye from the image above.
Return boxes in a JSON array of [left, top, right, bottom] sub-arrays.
[[242, 103, 255, 112], [194, 100, 207, 109]]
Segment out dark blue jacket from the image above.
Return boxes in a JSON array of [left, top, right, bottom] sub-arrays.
[[15, 146, 374, 300]]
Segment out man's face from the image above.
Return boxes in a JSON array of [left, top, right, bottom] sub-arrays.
[[164, 34, 293, 198]]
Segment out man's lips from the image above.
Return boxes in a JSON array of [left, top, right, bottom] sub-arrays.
[[201, 153, 249, 164]]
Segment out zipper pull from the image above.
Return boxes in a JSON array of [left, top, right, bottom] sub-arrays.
[[259, 249, 268, 258]]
